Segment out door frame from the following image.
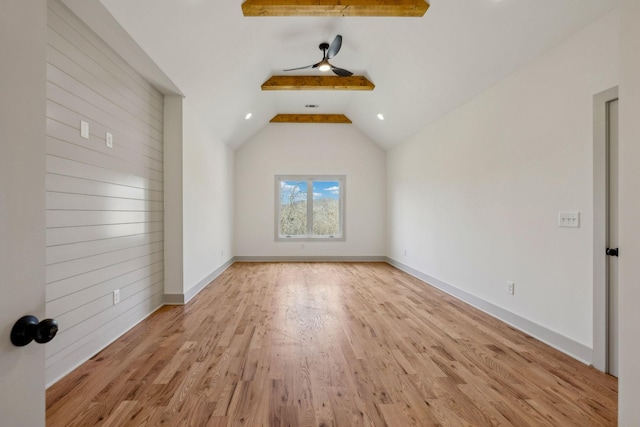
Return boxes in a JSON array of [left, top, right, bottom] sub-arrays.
[[592, 86, 618, 373]]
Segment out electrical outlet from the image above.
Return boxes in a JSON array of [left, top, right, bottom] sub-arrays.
[[106, 131, 113, 148], [506, 281, 515, 295], [113, 289, 120, 305]]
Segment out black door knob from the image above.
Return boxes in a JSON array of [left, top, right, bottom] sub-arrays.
[[35, 318, 59, 344], [606, 248, 619, 257], [10, 315, 59, 347]]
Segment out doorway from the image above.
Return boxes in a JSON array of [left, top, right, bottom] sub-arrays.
[[593, 87, 619, 376]]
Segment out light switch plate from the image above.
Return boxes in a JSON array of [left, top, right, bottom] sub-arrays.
[[106, 132, 113, 148], [80, 120, 89, 139], [558, 211, 580, 228], [506, 281, 515, 295]]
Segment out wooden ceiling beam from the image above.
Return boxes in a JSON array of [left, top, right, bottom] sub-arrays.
[[270, 114, 352, 123], [262, 75, 375, 91], [242, 0, 429, 17]]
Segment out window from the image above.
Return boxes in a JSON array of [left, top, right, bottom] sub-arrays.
[[276, 175, 345, 241]]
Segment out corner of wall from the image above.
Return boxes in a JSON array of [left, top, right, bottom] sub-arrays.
[[163, 95, 185, 296]]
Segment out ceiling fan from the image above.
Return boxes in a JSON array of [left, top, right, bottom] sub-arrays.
[[284, 35, 353, 77]]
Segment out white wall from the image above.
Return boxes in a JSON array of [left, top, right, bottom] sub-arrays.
[[163, 98, 235, 302], [235, 124, 386, 258], [387, 10, 619, 360], [618, 0, 640, 422], [182, 99, 235, 295]]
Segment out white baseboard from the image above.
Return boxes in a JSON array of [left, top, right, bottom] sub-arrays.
[[163, 293, 185, 305], [234, 256, 386, 262], [385, 257, 592, 364], [164, 257, 235, 305]]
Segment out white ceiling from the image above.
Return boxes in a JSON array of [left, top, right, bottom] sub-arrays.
[[94, 0, 620, 150]]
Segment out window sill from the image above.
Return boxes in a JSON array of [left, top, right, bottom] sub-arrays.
[[276, 235, 345, 242]]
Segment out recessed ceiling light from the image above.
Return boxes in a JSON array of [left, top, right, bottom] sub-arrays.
[[377, 113, 385, 120], [245, 113, 252, 120]]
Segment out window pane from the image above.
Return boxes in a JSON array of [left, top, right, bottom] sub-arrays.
[[312, 181, 340, 236], [280, 180, 307, 236]]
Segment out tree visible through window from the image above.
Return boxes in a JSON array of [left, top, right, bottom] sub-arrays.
[[276, 176, 345, 240]]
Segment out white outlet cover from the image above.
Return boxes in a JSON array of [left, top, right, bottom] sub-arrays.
[[80, 120, 90, 139], [113, 289, 120, 304], [106, 131, 113, 148]]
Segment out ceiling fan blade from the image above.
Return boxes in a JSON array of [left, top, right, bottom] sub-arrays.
[[283, 62, 319, 72], [331, 66, 353, 77], [327, 35, 342, 59]]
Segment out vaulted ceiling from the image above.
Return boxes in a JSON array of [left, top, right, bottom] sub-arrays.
[[72, 0, 619, 150]]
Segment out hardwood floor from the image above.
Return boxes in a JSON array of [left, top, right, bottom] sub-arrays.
[[46, 262, 617, 426]]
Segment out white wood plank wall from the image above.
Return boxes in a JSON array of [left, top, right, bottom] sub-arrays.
[[45, 0, 165, 385]]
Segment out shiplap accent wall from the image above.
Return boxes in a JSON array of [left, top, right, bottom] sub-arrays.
[[45, 0, 165, 385]]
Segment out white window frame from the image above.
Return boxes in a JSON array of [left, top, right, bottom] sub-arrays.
[[275, 175, 346, 241]]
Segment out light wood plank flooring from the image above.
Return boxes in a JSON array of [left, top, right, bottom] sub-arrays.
[[46, 262, 617, 426]]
